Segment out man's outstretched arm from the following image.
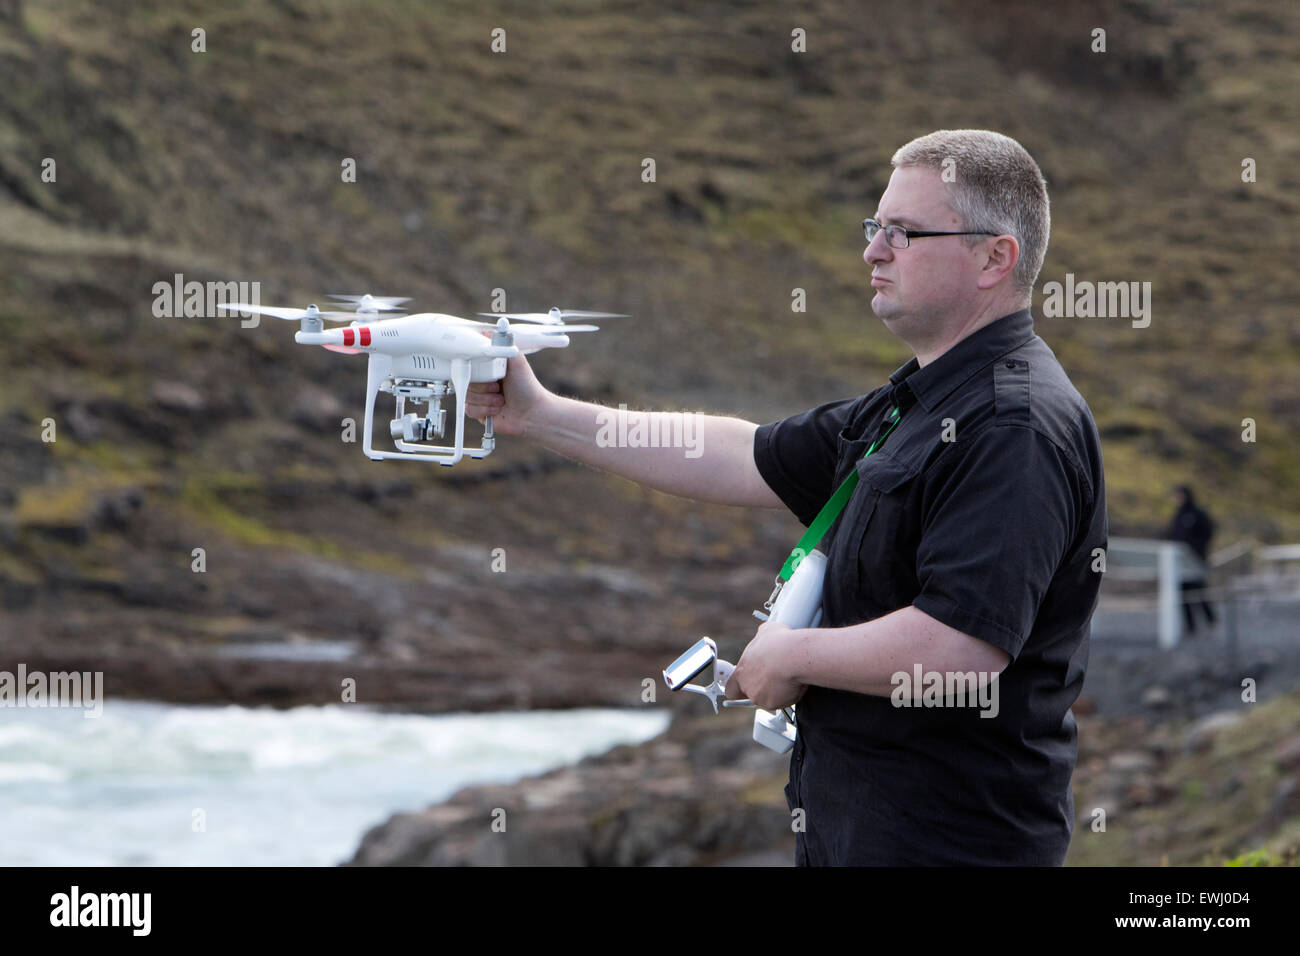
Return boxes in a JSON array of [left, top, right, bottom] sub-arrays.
[[466, 354, 786, 509]]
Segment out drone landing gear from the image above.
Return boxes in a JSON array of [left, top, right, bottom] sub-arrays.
[[362, 355, 494, 466]]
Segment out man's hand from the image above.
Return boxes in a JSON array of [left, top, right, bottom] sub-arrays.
[[464, 353, 552, 437], [725, 620, 807, 711]]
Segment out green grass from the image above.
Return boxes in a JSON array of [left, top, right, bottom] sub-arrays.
[[3, 0, 1299, 564], [1223, 848, 1293, 867], [1068, 693, 1300, 866], [177, 473, 413, 575]]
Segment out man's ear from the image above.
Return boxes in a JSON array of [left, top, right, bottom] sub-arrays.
[[975, 235, 1019, 290]]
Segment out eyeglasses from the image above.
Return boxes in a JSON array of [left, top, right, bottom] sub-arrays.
[[862, 218, 998, 249]]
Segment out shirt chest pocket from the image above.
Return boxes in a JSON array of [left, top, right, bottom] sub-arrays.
[[837, 455, 921, 617]]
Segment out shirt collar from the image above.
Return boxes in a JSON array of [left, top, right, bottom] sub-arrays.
[[887, 309, 1036, 413]]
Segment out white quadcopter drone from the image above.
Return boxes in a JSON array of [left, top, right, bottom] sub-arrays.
[[218, 295, 625, 465]]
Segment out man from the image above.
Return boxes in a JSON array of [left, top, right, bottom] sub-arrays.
[[1168, 485, 1216, 635], [466, 129, 1107, 866]]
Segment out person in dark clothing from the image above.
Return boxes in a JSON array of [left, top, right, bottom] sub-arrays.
[[1168, 485, 1216, 634], [468, 129, 1104, 865]]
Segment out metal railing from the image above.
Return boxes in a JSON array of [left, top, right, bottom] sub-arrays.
[[1096, 538, 1300, 649]]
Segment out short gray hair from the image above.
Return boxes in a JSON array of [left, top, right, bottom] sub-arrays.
[[890, 130, 1049, 296]]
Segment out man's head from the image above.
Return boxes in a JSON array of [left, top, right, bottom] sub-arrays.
[[866, 130, 1050, 356]]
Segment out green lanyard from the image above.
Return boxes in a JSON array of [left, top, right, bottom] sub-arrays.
[[775, 405, 903, 582]]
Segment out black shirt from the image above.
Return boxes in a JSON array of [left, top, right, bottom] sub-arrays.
[[753, 309, 1107, 865]]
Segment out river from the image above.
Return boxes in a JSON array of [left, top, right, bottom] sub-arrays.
[[0, 700, 670, 865]]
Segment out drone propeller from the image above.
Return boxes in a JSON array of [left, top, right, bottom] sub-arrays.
[[462, 318, 600, 336], [549, 309, 630, 319], [328, 294, 411, 312], [476, 307, 629, 325], [218, 302, 355, 321], [467, 317, 598, 332]]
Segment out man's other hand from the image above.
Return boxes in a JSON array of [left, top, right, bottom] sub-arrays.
[[727, 620, 807, 711]]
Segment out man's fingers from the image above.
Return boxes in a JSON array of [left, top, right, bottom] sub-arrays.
[[724, 666, 746, 699], [465, 381, 504, 423]]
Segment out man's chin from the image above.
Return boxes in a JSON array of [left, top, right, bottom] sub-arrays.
[[871, 291, 900, 321]]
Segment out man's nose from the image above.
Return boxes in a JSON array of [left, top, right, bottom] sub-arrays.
[[864, 232, 893, 265]]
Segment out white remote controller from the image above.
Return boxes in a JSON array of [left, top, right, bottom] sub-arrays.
[[748, 549, 827, 753]]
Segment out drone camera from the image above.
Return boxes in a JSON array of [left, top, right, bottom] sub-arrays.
[[390, 412, 442, 443]]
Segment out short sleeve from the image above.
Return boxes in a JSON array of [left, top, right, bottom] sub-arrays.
[[911, 424, 1082, 659], [753, 396, 863, 527]]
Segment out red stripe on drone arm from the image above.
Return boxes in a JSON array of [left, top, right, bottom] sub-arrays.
[[360, 327, 371, 347], [342, 329, 355, 346]]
